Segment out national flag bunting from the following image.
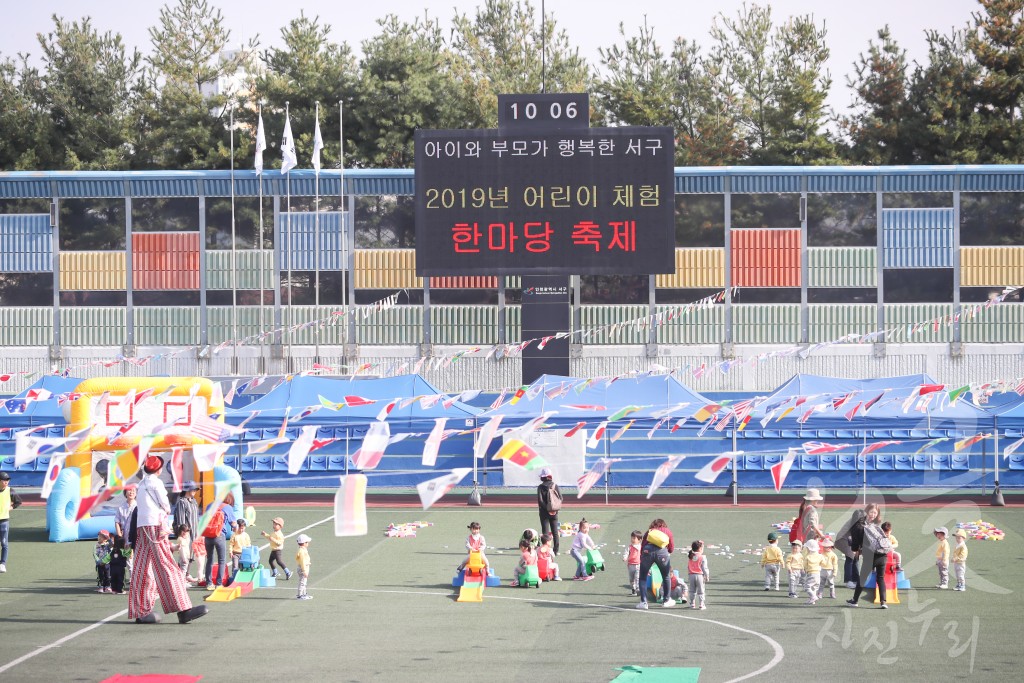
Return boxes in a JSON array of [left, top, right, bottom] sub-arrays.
[[694, 452, 739, 483], [473, 416, 502, 460], [860, 440, 903, 457], [422, 418, 447, 467], [586, 421, 608, 449], [351, 421, 390, 470], [577, 458, 617, 498], [771, 448, 800, 492], [646, 455, 685, 499], [494, 438, 547, 470], [335, 474, 368, 536], [41, 455, 65, 499], [954, 433, 990, 452], [416, 468, 471, 510]]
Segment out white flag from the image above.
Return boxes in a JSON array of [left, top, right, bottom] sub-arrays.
[[771, 448, 800, 492], [474, 416, 502, 460], [335, 474, 368, 537], [351, 421, 390, 470], [254, 111, 266, 174], [41, 455, 65, 500], [422, 418, 447, 467], [193, 443, 230, 472], [14, 434, 69, 467], [287, 425, 318, 474], [694, 451, 740, 483], [646, 455, 685, 499], [311, 114, 323, 172], [416, 468, 471, 510], [281, 113, 297, 174]]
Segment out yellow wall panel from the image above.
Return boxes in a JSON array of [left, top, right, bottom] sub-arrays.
[[655, 248, 725, 288], [354, 249, 423, 289], [59, 252, 127, 290], [961, 247, 1024, 286]]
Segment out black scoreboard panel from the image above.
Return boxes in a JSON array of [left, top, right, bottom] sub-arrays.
[[414, 126, 675, 276]]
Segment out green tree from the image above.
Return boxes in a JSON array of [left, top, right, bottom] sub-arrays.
[[136, 0, 257, 169], [966, 0, 1024, 162], [596, 20, 677, 127], [254, 12, 357, 172], [451, 0, 591, 127], [841, 28, 915, 165], [28, 16, 143, 169], [0, 57, 50, 170]]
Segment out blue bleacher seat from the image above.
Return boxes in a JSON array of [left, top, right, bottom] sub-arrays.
[[272, 455, 290, 471], [284, 427, 300, 440], [244, 428, 262, 441], [893, 429, 911, 439], [780, 430, 799, 439], [0, 456, 14, 469], [871, 430, 890, 439], [836, 430, 856, 439], [800, 454, 819, 471], [816, 430, 837, 439], [1006, 429, 1023, 438], [240, 455, 255, 472], [45, 426, 64, 438], [1008, 454, 1024, 471], [762, 430, 782, 439], [222, 454, 239, 470], [950, 454, 969, 470], [764, 454, 782, 468], [328, 455, 347, 470], [837, 454, 856, 471], [0, 431, 13, 441], [857, 455, 871, 470], [819, 454, 838, 470], [35, 455, 51, 471], [15, 459, 34, 473], [743, 455, 763, 471], [308, 454, 328, 471], [933, 454, 950, 470], [913, 454, 932, 470], [875, 454, 893, 470], [798, 430, 816, 440], [894, 455, 913, 470], [260, 428, 279, 440], [909, 429, 929, 439], [255, 455, 273, 471]]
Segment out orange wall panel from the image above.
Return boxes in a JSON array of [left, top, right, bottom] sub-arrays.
[[730, 229, 801, 288], [429, 276, 498, 289], [132, 232, 200, 290]]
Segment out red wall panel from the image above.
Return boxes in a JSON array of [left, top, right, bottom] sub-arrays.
[[730, 229, 801, 287], [132, 232, 200, 290], [429, 276, 498, 289]]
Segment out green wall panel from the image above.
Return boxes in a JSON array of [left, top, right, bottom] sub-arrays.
[[430, 306, 498, 345], [207, 306, 275, 344], [60, 307, 125, 346], [205, 250, 274, 290], [280, 305, 347, 345], [580, 306, 648, 345], [135, 307, 200, 345], [808, 247, 877, 288], [884, 304, 952, 343], [655, 304, 724, 345], [354, 306, 422, 345], [733, 304, 800, 344], [961, 303, 1024, 343], [809, 304, 876, 343], [0, 307, 53, 346]]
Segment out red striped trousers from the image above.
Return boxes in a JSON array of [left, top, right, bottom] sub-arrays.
[[128, 525, 192, 619]]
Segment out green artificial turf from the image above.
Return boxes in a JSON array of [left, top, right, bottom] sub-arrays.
[[0, 503, 1020, 682]]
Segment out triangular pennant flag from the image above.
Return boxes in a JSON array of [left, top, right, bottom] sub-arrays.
[[586, 421, 608, 449], [417, 468, 471, 510], [608, 405, 642, 422], [1004, 437, 1024, 460], [474, 416, 502, 460], [247, 438, 287, 456], [169, 447, 184, 493], [334, 474, 368, 536], [351, 421, 390, 470], [915, 437, 949, 454], [862, 392, 885, 413], [14, 434, 69, 467], [76, 486, 125, 522], [610, 420, 634, 442], [494, 439, 547, 470], [646, 455, 685, 499], [193, 443, 229, 472], [771, 448, 800, 492], [40, 455, 65, 500], [954, 433, 990, 452], [288, 425, 319, 474], [563, 421, 586, 438], [947, 385, 970, 406], [422, 418, 447, 467], [576, 458, 618, 498], [860, 440, 903, 457], [694, 452, 740, 483], [376, 398, 399, 422], [195, 483, 230, 537]]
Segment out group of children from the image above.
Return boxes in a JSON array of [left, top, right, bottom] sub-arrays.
[[623, 531, 710, 609], [933, 526, 969, 591], [93, 515, 313, 601]]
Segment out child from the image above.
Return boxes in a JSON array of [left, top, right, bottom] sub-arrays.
[[191, 534, 207, 586], [760, 532, 783, 591], [170, 524, 195, 584], [786, 538, 804, 598], [623, 531, 642, 595], [952, 529, 969, 591], [802, 539, 823, 605], [570, 518, 597, 581], [230, 519, 252, 573], [94, 530, 113, 593], [669, 570, 689, 604], [457, 521, 488, 573], [521, 528, 539, 550], [881, 521, 902, 572], [295, 534, 312, 600], [511, 539, 537, 586], [818, 537, 838, 599], [687, 540, 709, 610], [934, 526, 950, 589], [537, 533, 561, 581], [261, 517, 292, 580]]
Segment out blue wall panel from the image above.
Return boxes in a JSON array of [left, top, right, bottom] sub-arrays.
[[278, 211, 345, 270], [0, 214, 52, 272], [882, 208, 954, 268]]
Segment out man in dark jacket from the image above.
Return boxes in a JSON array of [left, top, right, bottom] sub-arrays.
[[536, 468, 563, 555], [0, 471, 23, 573]]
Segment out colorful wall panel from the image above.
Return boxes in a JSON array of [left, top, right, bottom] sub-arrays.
[[808, 304, 876, 343], [354, 305, 423, 344], [59, 252, 127, 290], [205, 250, 274, 290], [0, 307, 53, 345], [354, 249, 422, 289], [961, 303, 1024, 343], [431, 306, 499, 344], [808, 247, 877, 288], [135, 307, 200, 345], [960, 246, 1024, 287], [580, 305, 648, 344], [132, 232, 200, 290], [430, 276, 498, 289], [655, 248, 725, 288], [730, 229, 801, 287], [655, 303, 724, 345], [0, 214, 51, 272], [884, 304, 953, 343], [733, 304, 800, 344], [882, 208, 954, 268], [277, 212, 345, 270], [59, 307, 126, 346]]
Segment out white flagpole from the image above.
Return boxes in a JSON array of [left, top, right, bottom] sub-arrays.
[[285, 101, 293, 369], [256, 104, 266, 374], [339, 100, 348, 351], [313, 101, 321, 364], [229, 104, 238, 375]]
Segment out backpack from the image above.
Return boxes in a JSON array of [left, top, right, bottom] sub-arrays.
[[547, 486, 562, 513], [202, 507, 225, 539], [862, 523, 892, 555]]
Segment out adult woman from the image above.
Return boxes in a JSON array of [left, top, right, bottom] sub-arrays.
[[636, 518, 675, 610], [536, 468, 563, 555], [834, 508, 866, 589], [201, 493, 237, 588], [799, 488, 824, 543], [129, 456, 207, 624], [846, 503, 887, 609]]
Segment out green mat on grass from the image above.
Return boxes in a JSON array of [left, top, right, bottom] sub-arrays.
[[612, 665, 700, 682]]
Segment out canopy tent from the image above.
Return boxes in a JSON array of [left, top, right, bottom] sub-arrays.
[[224, 374, 480, 429], [0, 376, 84, 428], [481, 373, 717, 425], [749, 373, 992, 434]]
